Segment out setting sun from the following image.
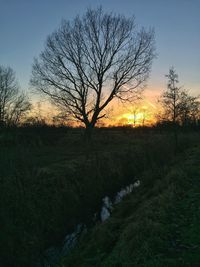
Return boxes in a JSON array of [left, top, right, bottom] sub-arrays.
[[113, 101, 157, 127], [118, 112, 146, 126], [1, 1, 200, 266]]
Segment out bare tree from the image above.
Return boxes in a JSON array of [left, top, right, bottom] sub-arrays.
[[0, 66, 31, 126], [141, 106, 148, 127], [7, 93, 32, 125], [127, 102, 140, 127], [179, 91, 200, 126], [161, 67, 200, 125], [161, 67, 182, 124], [160, 67, 200, 148], [31, 7, 155, 137], [160, 67, 183, 148]]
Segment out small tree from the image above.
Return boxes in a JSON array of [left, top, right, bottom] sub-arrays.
[[160, 67, 181, 147], [161, 67, 182, 124], [161, 67, 200, 125], [128, 103, 140, 127], [0, 66, 31, 126], [31, 7, 155, 137], [160, 67, 200, 147], [179, 91, 200, 126]]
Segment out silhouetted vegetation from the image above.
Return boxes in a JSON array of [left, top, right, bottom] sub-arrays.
[[31, 7, 155, 137], [160, 68, 200, 126], [158, 67, 200, 150], [1, 6, 199, 267], [0, 65, 31, 126]]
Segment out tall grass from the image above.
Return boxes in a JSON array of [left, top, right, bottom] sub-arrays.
[[60, 136, 200, 267], [0, 126, 199, 266]]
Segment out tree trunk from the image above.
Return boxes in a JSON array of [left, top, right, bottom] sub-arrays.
[[174, 122, 178, 154], [84, 124, 94, 141]]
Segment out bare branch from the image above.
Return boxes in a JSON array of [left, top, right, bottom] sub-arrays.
[[31, 7, 155, 132], [0, 66, 31, 126]]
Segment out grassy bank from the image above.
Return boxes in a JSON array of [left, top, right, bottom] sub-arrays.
[[0, 126, 199, 266], [59, 136, 200, 267]]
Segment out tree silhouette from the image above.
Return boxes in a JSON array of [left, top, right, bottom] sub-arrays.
[[179, 91, 200, 126], [161, 67, 182, 125], [31, 7, 155, 137], [0, 66, 31, 126], [160, 67, 200, 148]]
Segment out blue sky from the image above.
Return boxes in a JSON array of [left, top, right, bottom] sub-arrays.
[[0, 0, 199, 99]]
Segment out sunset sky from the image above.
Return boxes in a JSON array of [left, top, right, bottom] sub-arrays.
[[0, 0, 199, 125]]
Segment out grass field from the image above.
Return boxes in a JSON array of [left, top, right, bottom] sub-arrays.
[[59, 132, 200, 267], [0, 126, 199, 267]]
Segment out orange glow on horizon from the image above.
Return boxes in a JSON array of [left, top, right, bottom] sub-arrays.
[[106, 97, 159, 127], [115, 111, 155, 127], [28, 92, 161, 127]]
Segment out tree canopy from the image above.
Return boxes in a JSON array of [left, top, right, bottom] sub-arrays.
[[160, 67, 200, 126], [0, 65, 31, 126], [31, 7, 155, 134]]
